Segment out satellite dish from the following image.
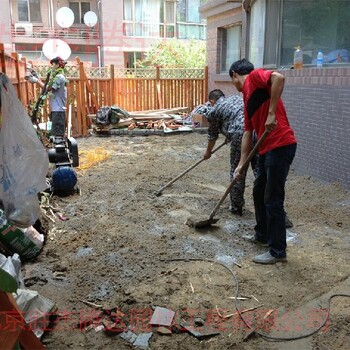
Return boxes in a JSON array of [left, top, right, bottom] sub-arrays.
[[84, 11, 98, 27], [42, 39, 71, 60], [56, 7, 75, 28]]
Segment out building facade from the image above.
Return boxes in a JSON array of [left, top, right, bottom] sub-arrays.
[[1, 0, 206, 67], [200, 0, 350, 189]]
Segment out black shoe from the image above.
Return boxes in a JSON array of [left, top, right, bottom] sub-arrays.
[[285, 215, 293, 228], [229, 207, 243, 216]]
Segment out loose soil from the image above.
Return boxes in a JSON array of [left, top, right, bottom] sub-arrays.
[[25, 132, 350, 349]]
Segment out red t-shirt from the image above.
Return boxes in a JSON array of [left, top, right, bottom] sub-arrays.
[[242, 69, 297, 155]]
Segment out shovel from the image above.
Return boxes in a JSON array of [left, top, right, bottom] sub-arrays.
[[186, 130, 269, 228], [155, 140, 227, 196]]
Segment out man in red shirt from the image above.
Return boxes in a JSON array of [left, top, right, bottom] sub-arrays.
[[229, 58, 297, 264]]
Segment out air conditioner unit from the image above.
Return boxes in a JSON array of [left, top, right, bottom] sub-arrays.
[[81, 31, 90, 39], [14, 23, 33, 36]]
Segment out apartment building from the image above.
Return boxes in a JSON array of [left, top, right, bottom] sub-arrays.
[[200, 0, 350, 189], [200, 0, 350, 93], [1, 0, 206, 67]]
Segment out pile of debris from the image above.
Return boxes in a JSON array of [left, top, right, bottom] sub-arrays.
[[74, 304, 221, 348], [88, 106, 194, 135]]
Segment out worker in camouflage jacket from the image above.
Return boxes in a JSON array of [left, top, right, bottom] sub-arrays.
[[203, 89, 258, 216]]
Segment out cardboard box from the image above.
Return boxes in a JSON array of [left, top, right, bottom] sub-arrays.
[[192, 114, 209, 128]]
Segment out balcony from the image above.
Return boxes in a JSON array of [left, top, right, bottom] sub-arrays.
[[177, 22, 206, 40], [123, 21, 206, 40], [11, 24, 99, 41]]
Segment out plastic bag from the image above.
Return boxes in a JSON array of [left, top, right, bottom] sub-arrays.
[[0, 74, 49, 227]]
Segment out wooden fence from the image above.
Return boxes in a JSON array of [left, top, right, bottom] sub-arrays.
[[0, 44, 30, 108], [0, 44, 208, 137]]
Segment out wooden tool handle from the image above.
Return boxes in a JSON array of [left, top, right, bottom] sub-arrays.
[[208, 130, 269, 220]]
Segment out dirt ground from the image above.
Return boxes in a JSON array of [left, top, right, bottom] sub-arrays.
[[24, 131, 349, 349]]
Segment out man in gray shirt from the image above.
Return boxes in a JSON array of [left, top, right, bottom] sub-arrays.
[[29, 56, 67, 136]]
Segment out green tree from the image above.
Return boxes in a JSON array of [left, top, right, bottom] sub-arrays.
[[136, 40, 206, 68]]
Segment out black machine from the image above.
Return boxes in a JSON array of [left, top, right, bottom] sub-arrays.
[[48, 136, 79, 168], [47, 136, 80, 195]]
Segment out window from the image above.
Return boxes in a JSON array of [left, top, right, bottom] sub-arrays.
[[124, 0, 162, 37], [220, 25, 242, 73], [186, 0, 200, 23], [123, 0, 206, 39], [160, 1, 176, 38], [18, 0, 41, 22], [69, 2, 91, 24], [125, 52, 144, 68], [176, 0, 206, 39], [249, 0, 350, 68], [177, 0, 206, 23], [281, 0, 350, 66], [248, 0, 266, 68]]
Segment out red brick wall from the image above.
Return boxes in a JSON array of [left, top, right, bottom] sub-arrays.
[[204, 67, 350, 189]]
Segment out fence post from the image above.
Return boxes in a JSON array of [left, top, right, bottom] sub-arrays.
[[11, 52, 22, 101], [78, 60, 86, 136], [110, 64, 114, 105], [0, 43, 6, 74], [156, 66, 163, 109]]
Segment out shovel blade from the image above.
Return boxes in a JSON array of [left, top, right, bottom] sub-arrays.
[[185, 217, 219, 228]]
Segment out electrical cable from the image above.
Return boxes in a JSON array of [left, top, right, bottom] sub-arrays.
[[161, 257, 350, 341]]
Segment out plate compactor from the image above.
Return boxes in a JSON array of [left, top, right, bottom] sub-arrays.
[[48, 136, 79, 195]]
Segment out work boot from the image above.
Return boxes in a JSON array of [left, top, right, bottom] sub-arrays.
[[252, 251, 287, 264]]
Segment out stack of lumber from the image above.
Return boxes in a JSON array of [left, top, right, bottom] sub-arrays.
[[89, 107, 190, 133]]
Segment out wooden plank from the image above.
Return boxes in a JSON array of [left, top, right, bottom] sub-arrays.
[[130, 107, 189, 115], [76, 65, 84, 136], [0, 313, 22, 350], [0, 292, 46, 350], [110, 64, 115, 105]]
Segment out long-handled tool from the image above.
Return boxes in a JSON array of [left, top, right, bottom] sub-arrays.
[[155, 140, 227, 196], [29, 71, 51, 145], [186, 130, 269, 228]]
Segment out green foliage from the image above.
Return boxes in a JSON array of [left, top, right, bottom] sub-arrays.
[[136, 40, 206, 68]]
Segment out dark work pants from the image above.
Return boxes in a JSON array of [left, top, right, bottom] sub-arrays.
[[50, 111, 66, 137], [253, 143, 297, 258]]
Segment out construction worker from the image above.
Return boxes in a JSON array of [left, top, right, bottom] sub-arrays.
[[28, 56, 68, 137], [230, 58, 297, 264], [203, 89, 258, 216]]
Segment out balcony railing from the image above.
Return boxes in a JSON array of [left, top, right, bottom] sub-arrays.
[[177, 22, 206, 40], [123, 21, 206, 40], [11, 25, 99, 40]]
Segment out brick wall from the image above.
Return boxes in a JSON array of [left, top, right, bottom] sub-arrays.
[[282, 68, 350, 189], [202, 1, 243, 96], [204, 67, 350, 189]]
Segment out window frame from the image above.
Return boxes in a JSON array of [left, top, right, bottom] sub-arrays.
[[17, 0, 42, 22], [69, 1, 91, 25], [248, 0, 350, 68], [162, 1, 176, 38], [124, 0, 164, 37], [219, 24, 242, 74]]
